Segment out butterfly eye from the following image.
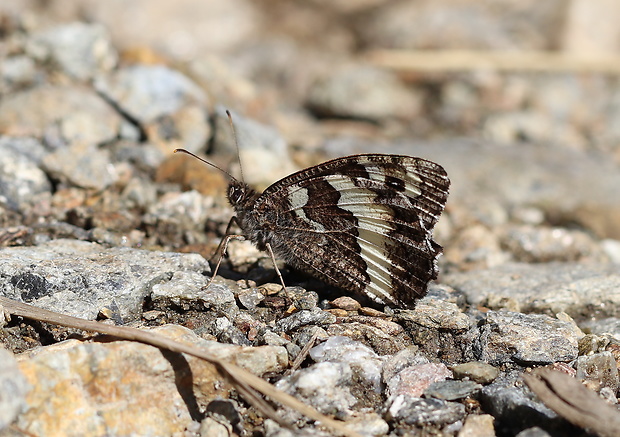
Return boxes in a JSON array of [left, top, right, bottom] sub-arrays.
[[228, 185, 244, 204]]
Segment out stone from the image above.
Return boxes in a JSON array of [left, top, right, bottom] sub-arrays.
[[386, 397, 466, 428], [310, 336, 384, 393], [479, 371, 581, 436], [95, 65, 206, 123], [0, 239, 209, 322], [13, 325, 286, 436], [27, 22, 117, 80], [276, 308, 337, 332], [0, 137, 52, 212], [515, 427, 553, 437], [276, 361, 357, 420], [359, 0, 562, 50], [211, 106, 298, 189], [500, 225, 605, 263], [142, 190, 215, 247], [458, 414, 496, 437], [476, 311, 579, 365], [82, 0, 260, 59], [386, 362, 452, 398], [424, 379, 482, 401], [330, 296, 361, 311], [396, 298, 477, 362], [0, 347, 29, 430], [445, 262, 620, 319], [0, 55, 37, 94], [345, 412, 389, 437], [0, 85, 122, 145], [151, 271, 236, 312], [575, 352, 619, 394], [42, 143, 118, 190], [451, 362, 500, 385], [306, 66, 422, 121]]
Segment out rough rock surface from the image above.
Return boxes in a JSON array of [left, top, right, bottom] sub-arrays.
[[1, 2, 620, 436]]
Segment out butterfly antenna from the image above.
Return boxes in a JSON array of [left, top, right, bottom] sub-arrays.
[[226, 110, 245, 184], [173, 148, 236, 181]]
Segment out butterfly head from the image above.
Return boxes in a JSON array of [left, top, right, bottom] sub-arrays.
[[227, 179, 257, 211]]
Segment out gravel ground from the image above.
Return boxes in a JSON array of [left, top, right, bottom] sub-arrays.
[[1, 1, 620, 436]]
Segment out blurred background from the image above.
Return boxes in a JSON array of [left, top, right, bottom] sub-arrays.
[[1, 0, 620, 269]]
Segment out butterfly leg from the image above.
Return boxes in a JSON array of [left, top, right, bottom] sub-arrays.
[[207, 217, 244, 289], [265, 242, 289, 297]]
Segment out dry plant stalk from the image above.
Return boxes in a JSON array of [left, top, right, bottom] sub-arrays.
[[523, 368, 620, 437], [367, 49, 620, 74], [0, 296, 361, 437]]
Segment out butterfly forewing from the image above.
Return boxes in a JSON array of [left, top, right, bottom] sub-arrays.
[[243, 154, 450, 308]]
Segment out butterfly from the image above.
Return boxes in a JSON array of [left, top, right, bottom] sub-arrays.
[[175, 148, 450, 309]]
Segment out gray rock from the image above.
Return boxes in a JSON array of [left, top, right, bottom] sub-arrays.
[[575, 352, 619, 394], [95, 65, 206, 123], [0, 85, 122, 147], [424, 379, 482, 401], [27, 22, 117, 80], [396, 298, 477, 362], [306, 66, 422, 121], [0, 347, 29, 430], [476, 311, 579, 365], [515, 427, 553, 437], [500, 225, 605, 263], [310, 336, 384, 393], [213, 317, 252, 346], [42, 144, 118, 190], [397, 298, 472, 331], [580, 317, 620, 339], [381, 347, 429, 384], [358, 1, 560, 50], [119, 177, 159, 211], [237, 287, 265, 310], [445, 262, 620, 319], [0, 239, 209, 321], [260, 329, 289, 347], [81, 0, 261, 59], [142, 190, 214, 247], [292, 326, 329, 349], [0, 137, 52, 211], [601, 239, 620, 264], [451, 361, 500, 385], [276, 308, 337, 332], [386, 397, 466, 428], [0, 55, 37, 94], [151, 271, 235, 312], [284, 286, 319, 310], [276, 361, 357, 420], [479, 371, 580, 436], [110, 142, 166, 172], [211, 106, 298, 189]]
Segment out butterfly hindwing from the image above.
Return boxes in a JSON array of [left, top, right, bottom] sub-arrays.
[[242, 154, 450, 308]]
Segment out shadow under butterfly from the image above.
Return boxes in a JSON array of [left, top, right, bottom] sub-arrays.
[[175, 130, 449, 310]]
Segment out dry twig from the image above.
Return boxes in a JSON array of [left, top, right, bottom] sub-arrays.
[[0, 296, 361, 437], [366, 49, 620, 74], [523, 368, 620, 437]]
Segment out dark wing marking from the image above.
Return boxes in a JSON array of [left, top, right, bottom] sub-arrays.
[[254, 154, 450, 308]]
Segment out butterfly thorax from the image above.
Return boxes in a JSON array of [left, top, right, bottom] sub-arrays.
[[227, 180, 275, 251]]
